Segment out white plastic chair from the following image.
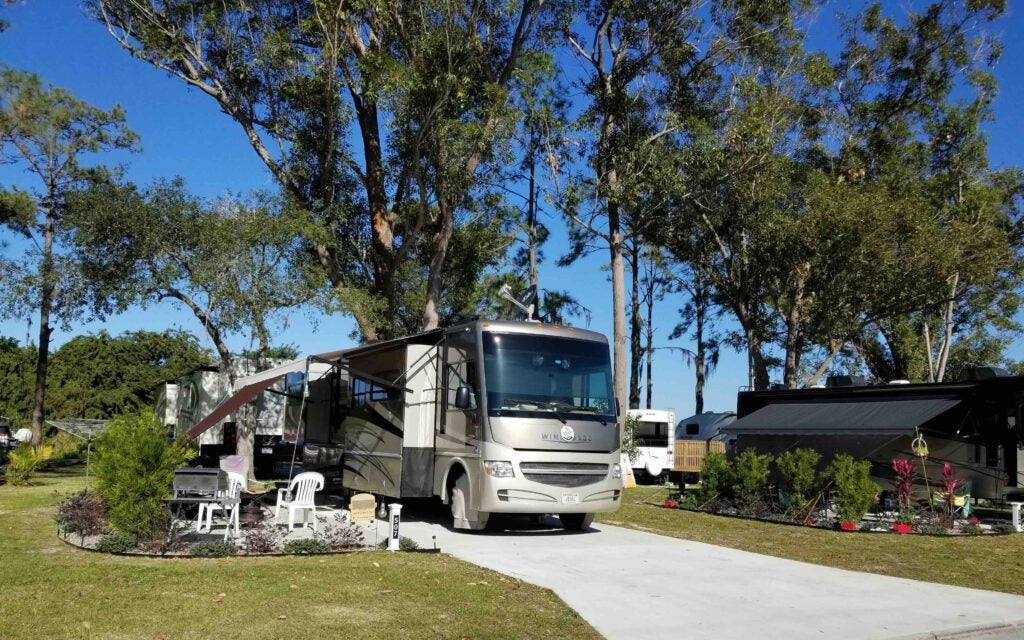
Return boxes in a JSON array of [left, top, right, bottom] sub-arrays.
[[197, 471, 245, 540], [275, 472, 325, 532]]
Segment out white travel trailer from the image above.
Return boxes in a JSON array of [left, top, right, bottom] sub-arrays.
[[160, 360, 289, 446], [187, 320, 624, 531], [669, 411, 736, 487], [626, 408, 675, 483]]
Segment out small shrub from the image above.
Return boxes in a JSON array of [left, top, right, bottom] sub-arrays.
[[621, 414, 642, 466], [960, 523, 984, 536], [940, 463, 962, 520], [699, 451, 733, 502], [283, 538, 329, 555], [777, 448, 820, 507], [993, 522, 1016, 535], [91, 411, 194, 538], [190, 541, 237, 557], [826, 454, 879, 524], [377, 536, 420, 551], [48, 431, 85, 460], [678, 493, 699, 509], [317, 514, 365, 551], [6, 443, 43, 485], [918, 523, 949, 536], [243, 520, 285, 554], [55, 490, 108, 542], [732, 449, 773, 510], [141, 519, 191, 555], [95, 531, 138, 554]]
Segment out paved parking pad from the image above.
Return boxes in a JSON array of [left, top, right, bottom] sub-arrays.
[[397, 514, 1024, 640]]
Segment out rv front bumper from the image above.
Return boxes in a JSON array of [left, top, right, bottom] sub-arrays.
[[475, 448, 623, 514]]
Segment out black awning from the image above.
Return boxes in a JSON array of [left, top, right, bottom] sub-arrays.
[[723, 398, 961, 436]]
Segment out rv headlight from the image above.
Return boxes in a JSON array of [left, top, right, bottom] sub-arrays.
[[484, 460, 515, 478], [612, 463, 622, 479]]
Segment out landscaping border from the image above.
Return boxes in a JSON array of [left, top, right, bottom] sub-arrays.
[[641, 502, 1015, 537], [57, 530, 394, 558]]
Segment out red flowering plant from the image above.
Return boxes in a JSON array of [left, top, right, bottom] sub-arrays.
[[941, 463, 962, 519], [892, 459, 915, 511]]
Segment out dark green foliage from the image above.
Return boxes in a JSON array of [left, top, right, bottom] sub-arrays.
[[189, 541, 236, 557], [91, 411, 193, 538], [826, 454, 879, 524], [776, 448, 821, 507], [283, 538, 329, 555], [95, 530, 137, 553], [732, 449, 774, 509], [46, 330, 210, 419], [0, 338, 35, 428], [55, 490, 108, 540], [376, 536, 421, 551], [698, 451, 733, 502]]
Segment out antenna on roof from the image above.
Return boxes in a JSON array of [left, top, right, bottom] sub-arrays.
[[498, 283, 537, 321]]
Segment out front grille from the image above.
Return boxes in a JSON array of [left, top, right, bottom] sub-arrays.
[[520, 462, 608, 488]]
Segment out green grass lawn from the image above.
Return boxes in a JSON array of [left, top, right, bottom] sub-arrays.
[[0, 469, 598, 640], [598, 486, 1024, 596]]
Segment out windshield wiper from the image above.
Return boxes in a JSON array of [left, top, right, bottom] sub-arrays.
[[503, 398, 568, 424]]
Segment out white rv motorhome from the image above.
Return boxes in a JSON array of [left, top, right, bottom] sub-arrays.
[[626, 408, 675, 483], [197, 320, 624, 531]]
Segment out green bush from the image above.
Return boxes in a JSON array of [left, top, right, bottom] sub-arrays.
[[5, 443, 44, 485], [190, 541, 237, 557], [376, 536, 421, 551], [48, 431, 85, 460], [732, 449, 773, 509], [91, 410, 194, 538], [826, 454, 879, 524], [777, 448, 821, 507], [95, 531, 138, 553], [699, 451, 733, 502], [283, 538, 329, 555]]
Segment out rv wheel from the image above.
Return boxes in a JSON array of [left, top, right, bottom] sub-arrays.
[[558, 513, 595, 531], [450, 473, 488, 531]]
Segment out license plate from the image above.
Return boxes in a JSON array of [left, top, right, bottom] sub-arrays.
[[561, 494, 579, 505], [261, 447, 273, 454]]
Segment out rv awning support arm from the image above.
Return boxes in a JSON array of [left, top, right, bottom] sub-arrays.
[[307, 355, 413, 394]]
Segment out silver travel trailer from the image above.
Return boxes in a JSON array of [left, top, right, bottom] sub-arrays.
[[192, 320, 625, 530]]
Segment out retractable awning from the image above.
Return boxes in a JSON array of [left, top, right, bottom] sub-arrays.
[[183, 350, 345, 440], [723, 398, 962, 436]]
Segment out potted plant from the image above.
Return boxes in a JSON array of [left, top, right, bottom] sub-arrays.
[[893, 511, 913, 534], [663, 499, 678, 509]]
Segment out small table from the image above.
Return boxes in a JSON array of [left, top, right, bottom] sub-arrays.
[[165, 496, 241, 541]]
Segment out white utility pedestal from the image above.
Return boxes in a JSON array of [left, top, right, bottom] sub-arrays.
[[387, 503, 403, 551]]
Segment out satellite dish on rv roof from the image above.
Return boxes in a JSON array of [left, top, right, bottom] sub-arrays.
[[498, 283, 537, 321]]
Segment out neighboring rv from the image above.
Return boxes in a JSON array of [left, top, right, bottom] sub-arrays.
[[669, 411, 736, 488], [725, 371, 1024, 501], [189, 320, 624, 531], [626, 408, 675, 483]]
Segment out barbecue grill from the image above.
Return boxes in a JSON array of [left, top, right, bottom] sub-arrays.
[[172, 467, 228, 499]]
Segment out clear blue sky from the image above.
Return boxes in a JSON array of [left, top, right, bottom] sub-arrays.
[[0, 2, 1021, 418]]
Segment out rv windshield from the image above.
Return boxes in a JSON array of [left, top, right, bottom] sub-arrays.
[[482, 332, 614, 420]]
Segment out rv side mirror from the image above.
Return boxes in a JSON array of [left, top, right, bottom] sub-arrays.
[[454, 385, 474, 410]]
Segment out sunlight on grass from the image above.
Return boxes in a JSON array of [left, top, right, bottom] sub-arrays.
[[598, 486, 1024, 596], [0, 469, 597, 639]]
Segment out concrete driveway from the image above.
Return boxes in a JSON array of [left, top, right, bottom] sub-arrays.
[[397, 512, 1024, 640]]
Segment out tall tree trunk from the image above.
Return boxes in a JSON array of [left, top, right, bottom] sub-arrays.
[[730, 299, 770, 390], [628, 242, 642, 410], [30, 207, 55, 446], [645, 271, 655, 410], [935, 273, 959, 383], [608, 200, 628, 438], [423, 194, 455, 331], [235, 321, 272, 484], [694, 287, 706, 415], [527, 132, 539, 289]]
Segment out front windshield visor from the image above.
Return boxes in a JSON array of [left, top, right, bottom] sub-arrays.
[[482, 332, 614, 420]]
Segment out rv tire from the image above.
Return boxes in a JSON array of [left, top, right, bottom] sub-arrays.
[[558, 513, 595, 531], [450, 472, 488, 531]]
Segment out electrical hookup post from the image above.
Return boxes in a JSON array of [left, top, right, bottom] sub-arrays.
[[387, 503, 403, 551]]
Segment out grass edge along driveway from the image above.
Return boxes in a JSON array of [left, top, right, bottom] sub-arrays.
[[599, 486, 1024, 596], [0, 470, 598, 640]]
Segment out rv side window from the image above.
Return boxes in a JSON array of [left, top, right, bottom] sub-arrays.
[[685, 424, 699, 436], [636, 422, 669, 447]]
